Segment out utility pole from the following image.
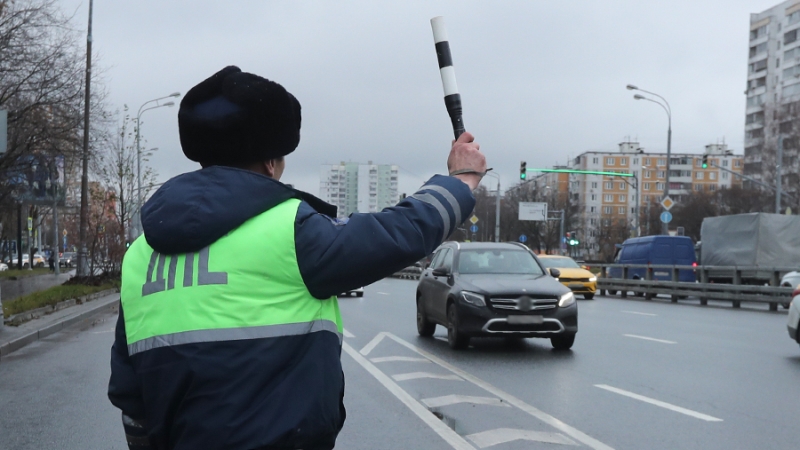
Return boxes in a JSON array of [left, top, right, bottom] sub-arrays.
[[77, 0, 93, 277], [776, 135, 783, 214]]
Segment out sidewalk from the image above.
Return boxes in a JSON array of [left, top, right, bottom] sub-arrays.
[[0, 291, 120, 361]]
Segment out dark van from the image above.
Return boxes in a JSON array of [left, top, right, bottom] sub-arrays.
[[607, 236, 697, 283]]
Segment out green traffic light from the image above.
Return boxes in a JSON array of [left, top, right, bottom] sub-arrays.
[[702, 163, 708, 169], [520, 173, 526, 180]]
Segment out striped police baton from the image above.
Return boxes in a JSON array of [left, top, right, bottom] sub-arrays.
[[430, 16, 465, 140]]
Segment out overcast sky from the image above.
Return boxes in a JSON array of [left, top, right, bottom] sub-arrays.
[[60, 0, 780, 196]]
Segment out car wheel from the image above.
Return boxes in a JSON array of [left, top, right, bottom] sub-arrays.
[[356, 292, 364, 298], [551, 333, 575, 350], [446, 303, 470, 350], [608, 290, 617, 295], [416, 298, 436, 337]]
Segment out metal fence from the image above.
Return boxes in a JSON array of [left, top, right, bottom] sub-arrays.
[[595, 264, 795, 311], [392, 265, 422, 280]]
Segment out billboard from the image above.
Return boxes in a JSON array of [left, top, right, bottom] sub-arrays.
[[518, 202, 548, 221], [9, 154, 66, 206]]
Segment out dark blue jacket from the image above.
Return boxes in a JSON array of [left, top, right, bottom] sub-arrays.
[[108, 166, 475, 450]]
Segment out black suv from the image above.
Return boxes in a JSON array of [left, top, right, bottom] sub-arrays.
[[416, 242, 577, 350]]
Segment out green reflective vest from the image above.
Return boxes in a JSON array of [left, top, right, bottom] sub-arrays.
[[120, 198, 343, 355]]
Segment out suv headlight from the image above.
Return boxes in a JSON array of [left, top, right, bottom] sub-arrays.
[[588, 276, 597, 282], [558, 292, 575, 307], [461, 291, 486, 307]]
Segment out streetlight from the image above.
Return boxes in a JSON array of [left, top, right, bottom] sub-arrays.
[[135, 93, 180, 236], [628, 84, 672, 235], [482, 172, 501, 242]]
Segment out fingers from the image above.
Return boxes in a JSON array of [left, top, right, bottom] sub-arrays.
[[455, 131, 474, 144]]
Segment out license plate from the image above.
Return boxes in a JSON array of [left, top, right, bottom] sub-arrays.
[[508, 315, 544, 325], [568, 284, 584, 290]]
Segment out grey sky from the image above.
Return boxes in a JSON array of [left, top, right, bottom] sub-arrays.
[[61, 0, 778, 196]]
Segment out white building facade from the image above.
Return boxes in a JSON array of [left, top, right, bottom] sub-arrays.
[[319, 162, 399, 218]]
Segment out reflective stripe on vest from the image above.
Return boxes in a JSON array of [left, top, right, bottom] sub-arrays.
[[121, 199, 343, 356]]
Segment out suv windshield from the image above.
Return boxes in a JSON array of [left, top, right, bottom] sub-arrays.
[[539, 257, 580, 269], [458, 249, 544, 275]]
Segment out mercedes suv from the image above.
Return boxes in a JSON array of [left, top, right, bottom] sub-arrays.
[[415, 242, 577, 350]]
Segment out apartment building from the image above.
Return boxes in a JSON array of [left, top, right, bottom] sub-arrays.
[[568, 142, 743, 255], [319, 162, 399, 218], [746, 1, 800, 196]]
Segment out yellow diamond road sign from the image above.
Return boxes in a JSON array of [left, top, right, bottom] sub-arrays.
[[660, 196, 675, 211], [469, 215, 479, 224]]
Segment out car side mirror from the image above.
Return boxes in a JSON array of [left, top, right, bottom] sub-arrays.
[[549, 268, 561, 278], [432, 267, 449, 277]]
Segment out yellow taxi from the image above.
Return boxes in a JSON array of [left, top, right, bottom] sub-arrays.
[[537, 255, 597, 299]]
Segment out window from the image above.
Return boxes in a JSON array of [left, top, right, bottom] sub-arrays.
[[633, 158, 639, 165], [746, 128, 764, 139], [786, 46, 800, 62], [619, 182, 625, 190], [658, 171, 665, 178], [710, 172, 717, 180], [592, 157, 599, 164], [656, 182, 664, 190], [631, 208, 636, 214], [618, 194, 626, 202], [747, 77, 767, 91], [591, 194, 597, 201], [723, 159, 729, 167], [590, 206, 596, 213], [696, 172, 704, 180], [735, 160, 741, 167], [591, 182, 598, 188], [618, 207, 625, 214], [747, 93, 766, 107], [694, 184, 703, 191], [786, 29, 798, 45], [657, 159, 666, 166], [645, 170, 652, 179], [644, 158, 651, 166], [695, 159, 702, 167], [749, 42, 768, 58], [603, 206, 612, 214], [782, 82, 800, 97], [620, 158, 627, 165], [590, 219, 597, 226], [790, 10, 800, 25], [750, 25, 766, 40], [749, 58, 768, 74], [777, 58, 781, 68], [644, 182, 651, 190], [710, 184, 717, 191], [606, 157, 615, 165], [604, 194, 613, 202], [722, 172, 729, 180], [605, 181, 613, 189], [746, 111, 765, 124]]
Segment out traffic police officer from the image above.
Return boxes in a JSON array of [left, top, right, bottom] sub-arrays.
[[108, 66, 486, 450]]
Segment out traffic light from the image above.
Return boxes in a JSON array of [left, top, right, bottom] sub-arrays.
[[567, 231, 580, 246], [520, 161, 527, 180], [701, 154, 708, 169]]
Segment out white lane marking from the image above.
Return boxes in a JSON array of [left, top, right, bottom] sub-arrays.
[[384, 333, 614, 450], [595, 385, 723, 422], [359, 332, 387, 356], [392, 372, 463, 382], [371, 356, 431, 364], [624, 334, 676, 344], [422, 395, 510, 409], [467, 428, 578, 448], [91, 329, 115, 334], [341, 342, 476, 450], [435, 336, 448, 343], [622, 310, 657, 316], [342, 329, 355, 338], [377, 292, 390, 295]]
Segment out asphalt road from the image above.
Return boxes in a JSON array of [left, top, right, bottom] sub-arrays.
[[0, 278, 798, 449]]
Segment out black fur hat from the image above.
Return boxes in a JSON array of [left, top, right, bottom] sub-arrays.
[[178, 66, 301, 167]]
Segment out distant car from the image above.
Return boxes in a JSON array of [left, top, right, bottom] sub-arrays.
[[59, 252, 77, 268], [538, 255, 597, 300], [607, 235, 697, 296], [780, 271, 800, 309], [32, 253, 46, 268], [788, 287, 800, 348], [9, 254, 30, 269], [340, 287, 364, 298], [416, 242, 577, 350], [0, 262, 7, 271]]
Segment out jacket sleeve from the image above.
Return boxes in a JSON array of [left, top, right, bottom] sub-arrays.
[[108, 305, 152, 449], [295, 175, 475, 299]]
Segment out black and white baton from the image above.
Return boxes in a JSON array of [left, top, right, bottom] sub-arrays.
[[430, 16, 465, 140]]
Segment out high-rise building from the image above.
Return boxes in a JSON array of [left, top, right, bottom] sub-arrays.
[[746, 1, 800, 196], [319, 162, 399, 218], [567, 142, 743, 258]]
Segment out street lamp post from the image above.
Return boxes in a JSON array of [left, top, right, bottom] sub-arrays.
[[627, 84, 672, 235], [135, 93, 179, 237], [483, 172, 501, 242]]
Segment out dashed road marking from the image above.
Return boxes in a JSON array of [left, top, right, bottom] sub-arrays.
[[91, 329, 115, 334], [343, 329, 355, 338], [371, 356, 430, 363], [393, 372, 463, 382], [359, 332, 387, 356], [595, 384, 723, 422], [341, 342, 476, 450], [622, 310, 657, 316], [422, 395, 510, 409], [384, 333, 614, 450], [466, 428, 578, 448], [624, 334, 676, 344], [377, 292, 390, 295]]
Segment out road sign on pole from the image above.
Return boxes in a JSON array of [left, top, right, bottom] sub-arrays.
[[469, 215, 479, 224], [470, 225, 478, 233], [518, 202, 548, 221], [519, 234, 527, 243], [660, 196, 675, 211], [660, 211, 673, 223]]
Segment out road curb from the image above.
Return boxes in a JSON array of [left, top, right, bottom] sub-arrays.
[[0, 295, 119, 361]]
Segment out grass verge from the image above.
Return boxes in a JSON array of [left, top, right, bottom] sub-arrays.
[[0, 268, 52, 279], [2, 282, 118, 317]]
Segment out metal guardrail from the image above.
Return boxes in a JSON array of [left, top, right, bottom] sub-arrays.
[[393, 266, 422, 280], [594, 264, 795, 311]]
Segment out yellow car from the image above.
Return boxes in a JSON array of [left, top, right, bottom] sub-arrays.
[[538, 255, 597, 299]]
